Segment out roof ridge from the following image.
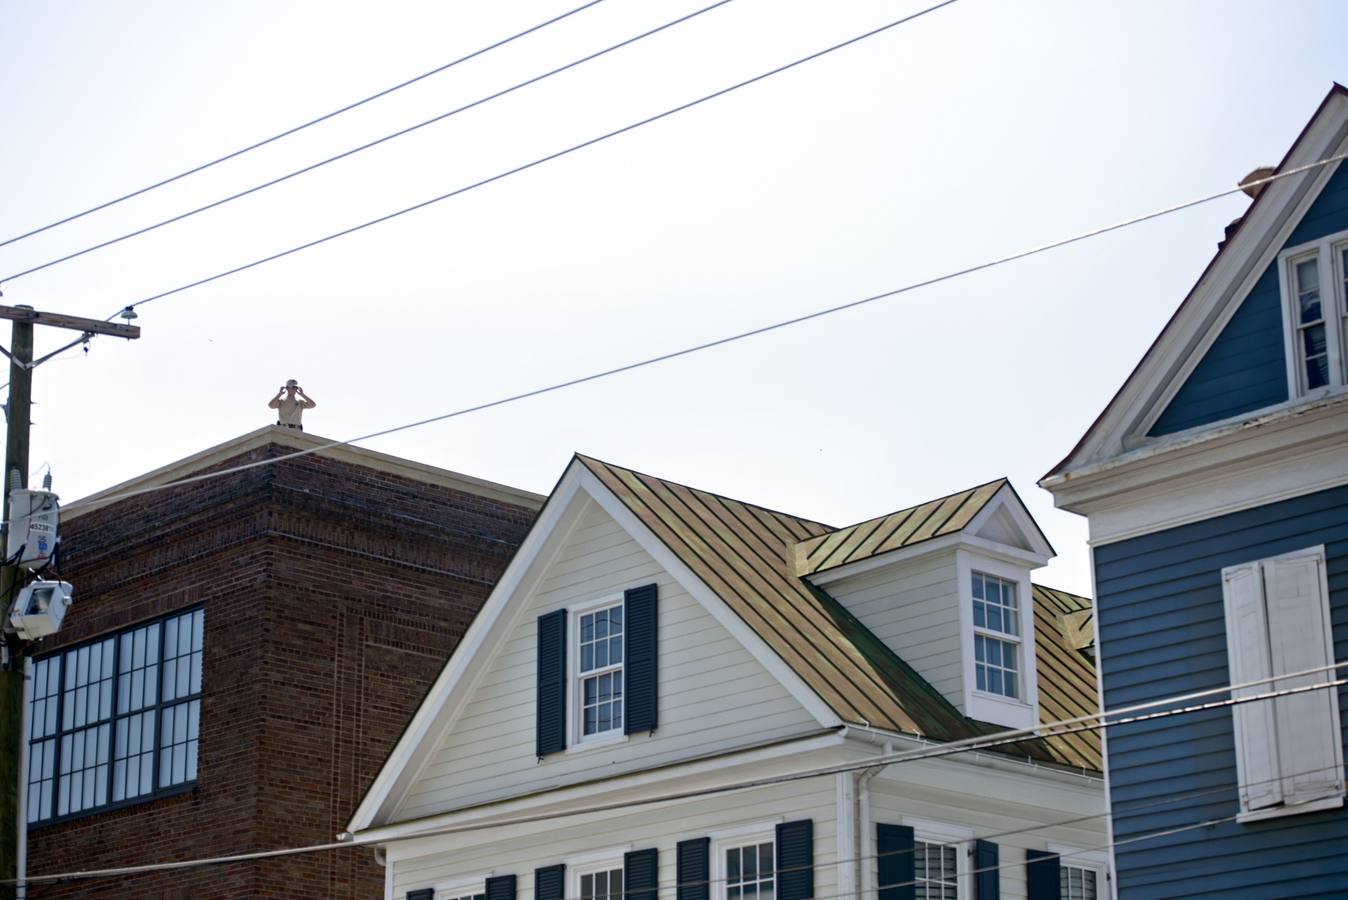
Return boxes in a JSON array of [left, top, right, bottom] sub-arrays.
[[574, 453, 835, 532], [801, 476, 1010, 543]]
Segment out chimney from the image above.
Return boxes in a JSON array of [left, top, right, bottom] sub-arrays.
[[1239, 166, 1277, 200]]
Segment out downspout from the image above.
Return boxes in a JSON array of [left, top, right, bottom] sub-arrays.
[[856, 742, 891, 899]]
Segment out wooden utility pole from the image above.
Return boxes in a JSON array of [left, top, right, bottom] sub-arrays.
[[0, 304, 139, 899]]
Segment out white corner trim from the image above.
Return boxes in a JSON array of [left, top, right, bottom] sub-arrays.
[[577, 467, 843, 730], [346, 464, 588, 833]]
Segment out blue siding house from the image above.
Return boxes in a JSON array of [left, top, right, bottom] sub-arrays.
[[1041, 84, 1348, 899]]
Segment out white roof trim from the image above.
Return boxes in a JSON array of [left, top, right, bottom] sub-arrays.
[[346, 458, 841, 833], [1045, 89, 1348, 483]]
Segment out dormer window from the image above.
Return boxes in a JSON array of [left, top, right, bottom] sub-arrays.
[[972, 572, 1021, 700], [1279, 229, 1348, 396]]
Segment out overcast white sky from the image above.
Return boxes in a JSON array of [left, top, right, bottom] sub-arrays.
[[3, 0, 1346, 595]]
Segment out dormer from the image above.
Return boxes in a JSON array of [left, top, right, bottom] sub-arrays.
[[795, 480, 1054, 730]]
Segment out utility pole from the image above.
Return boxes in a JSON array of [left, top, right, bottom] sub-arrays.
[[0, 304, 139, 899]]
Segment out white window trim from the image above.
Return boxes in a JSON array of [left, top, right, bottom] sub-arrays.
[[432, 873, 490, 900], [956, 550, 1039, 729], [566, 593, 630, 751], [1278, 225, 1348, 399], [1047, 844, 1112, 900], [902, 817, 973, 900], [1221, 544, 1346, 822], [566, 846, 628, 900], [711, 822, 778, 900]]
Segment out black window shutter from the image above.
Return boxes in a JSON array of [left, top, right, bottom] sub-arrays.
[[624, 847, 659, 900], [1025, 850, 1060, 900], [876, 823, 915, 900], [974, 840, 999, 900], [485, 874, 516, 900], [676, 837, 711, 900], [624, 583, 658, 734], [536, 609, 567, 757], [535, 864, 565, 900], [406, 890, 434, 900], [776, 819, 814, 900]]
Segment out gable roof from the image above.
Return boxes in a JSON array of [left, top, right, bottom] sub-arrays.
[[794, 478, 1054, 577], [579, 456, 1098, 770], [1043, 83, 1348, 482]]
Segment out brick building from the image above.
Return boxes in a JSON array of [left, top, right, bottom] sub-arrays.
[[22, 426, 542, 898]]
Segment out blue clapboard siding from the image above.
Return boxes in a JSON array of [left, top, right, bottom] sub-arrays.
[[1093, 484, 1348, 899], [1150, 160, 1348, 436]]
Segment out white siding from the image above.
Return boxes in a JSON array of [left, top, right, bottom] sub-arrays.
[[826, 551, 965, 710], [395, 500, 819, 820], [866, 761, 1107, 900], [390, 778, 839, 899]]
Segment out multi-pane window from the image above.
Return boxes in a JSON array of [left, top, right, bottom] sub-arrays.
[[579, 867, 623, 900], [1291, 255, 1329, 390], [1280, 232, 1348, 396], [577, 604, 623, 737], [25, 608, 203, 824], [914, 840, 959, 900], [972, 572, 1020, 700], [1061, 865, 1098, 900], [441, 893, 485, 900], [725, 840, 775, 900]]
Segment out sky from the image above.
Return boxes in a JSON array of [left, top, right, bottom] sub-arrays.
[[2, 0, 1346, 596]]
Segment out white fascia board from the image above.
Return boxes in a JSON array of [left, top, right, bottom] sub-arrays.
[[1047, 91, 1348, 478], [577, 467, 843, 730], [1046, 394, 1348, 545], [360, 730, 847, 847], [346, 462, 588, 833]]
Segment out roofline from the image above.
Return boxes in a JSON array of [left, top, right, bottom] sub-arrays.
[[1043, 82, 1348, 482], [66, 425, 546, 519]]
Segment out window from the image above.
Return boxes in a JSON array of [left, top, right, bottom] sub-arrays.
[[1222, 546, 1343, 820], [576, 602, 624, 739], [440, 891, 484, 900], [25, 608, 203, 823], [578, 866, 623, 900], [1279, 229, 1348, 396], [1060, 864, 1098, 900], [724, 839, 774, 900], [914, 840, 959, 900], [971, 572, 1020, 700]]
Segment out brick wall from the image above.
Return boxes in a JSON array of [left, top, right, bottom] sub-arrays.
[[24, 443, 537, 898]]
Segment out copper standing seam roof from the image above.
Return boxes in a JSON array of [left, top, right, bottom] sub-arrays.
[[794, 479, 1007, 577], [1032, 585, 1102, 771], [578, 456, 1101, 771]]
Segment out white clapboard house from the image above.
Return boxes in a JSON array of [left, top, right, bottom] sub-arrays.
[[346, 456, 1107, 900]]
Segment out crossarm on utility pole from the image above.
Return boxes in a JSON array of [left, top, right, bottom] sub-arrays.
[[0, 305, 139, 340]]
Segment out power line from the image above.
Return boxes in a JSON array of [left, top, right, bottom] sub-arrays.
[[91, 0, 961, 319], [0, 0, 739, 283], [39, 149, 1348, 524], [0, 0, 606, 250], [11, 662, 1345, 886]]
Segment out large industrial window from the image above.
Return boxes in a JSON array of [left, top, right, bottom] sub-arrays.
[[26, 608, 204, 824]]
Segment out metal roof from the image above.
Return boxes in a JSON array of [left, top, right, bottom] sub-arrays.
[[578, 456, 1100, 771], [794, 479, 1007, 577]]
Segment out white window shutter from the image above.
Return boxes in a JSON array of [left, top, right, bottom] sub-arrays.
[[1263, 548, 1341, 804], [1221, 561, 1283, 810]]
